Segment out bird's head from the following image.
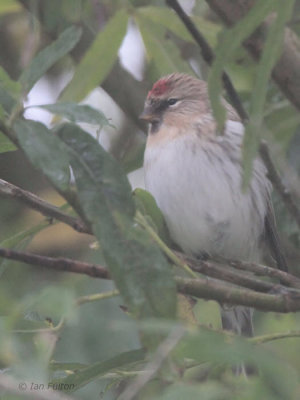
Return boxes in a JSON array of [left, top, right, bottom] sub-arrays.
[[140, 73, 210, 134]]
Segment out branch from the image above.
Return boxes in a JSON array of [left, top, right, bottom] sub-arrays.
[[176, 252, 298, 293], [165, 0, 248, 122], [259, 142, 300, 229], [176, 276, 300, 313], [205, 0, 300, 112], [0, 247, 109, 280], [250, 330, 300, 344], [0, 179, 91, 234], [2, 247, 300, 313]]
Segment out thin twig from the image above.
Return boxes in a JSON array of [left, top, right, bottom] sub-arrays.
[[118, 327, 185, 400], [0, 179, 91, 234], [250, 330, 300, 344], [259, 141, 300, 229], [166, 0, 248, 122]]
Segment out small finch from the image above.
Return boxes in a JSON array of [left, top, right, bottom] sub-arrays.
[[141, 73, 287, 355]]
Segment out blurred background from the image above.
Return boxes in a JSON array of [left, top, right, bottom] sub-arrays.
[[0, 1, 299, 398]]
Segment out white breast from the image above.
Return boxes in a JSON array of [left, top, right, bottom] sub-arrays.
[[144, 121, 269, 261]]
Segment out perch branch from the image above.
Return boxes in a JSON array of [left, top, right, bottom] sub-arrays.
[[1, 247, 300, 313], [0, 179, 91, 234], [0, 247, 109, 279]]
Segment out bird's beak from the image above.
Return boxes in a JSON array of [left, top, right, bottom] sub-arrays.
[[139, 106, 156, 123]]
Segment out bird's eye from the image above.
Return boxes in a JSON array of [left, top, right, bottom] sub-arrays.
[[167, 98, 178, 106]]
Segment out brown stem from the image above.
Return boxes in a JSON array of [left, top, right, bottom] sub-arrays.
[[0, 247, 109, 279], [176, 277, 300, 313], [2, 247, 300, 313], [0, 179, 91, 234]]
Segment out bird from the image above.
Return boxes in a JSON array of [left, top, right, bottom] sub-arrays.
[[140, 73, 287, 367]]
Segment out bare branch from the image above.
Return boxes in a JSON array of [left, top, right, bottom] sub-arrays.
[[176, 276, 300, 313], [1, 246, 300, 313], [0, 179, 91, 234], [176, 251, 297, 292], [0, 247, 109, 280]]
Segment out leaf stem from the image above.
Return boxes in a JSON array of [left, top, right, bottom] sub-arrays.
[[135, 211, 198, 279]]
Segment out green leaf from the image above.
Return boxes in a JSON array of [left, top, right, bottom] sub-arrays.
[[58, 124, 176, 322], [14, 119, 70, 192], [0, 0, 21, 14], [156, 382, 230, 400], [134, 188, 171, 245], [0, 131, 17, 153], [208, 0, 275, 131], [51, 349, 145, 392], [242, 0, 295, 187], [136, 14, 193, 78], [28, 102, 111, 128], [60, 10, 128, 102], [19, 26, 82, 93], [0, 65, 22, 113], [139, 6, 220, 47]]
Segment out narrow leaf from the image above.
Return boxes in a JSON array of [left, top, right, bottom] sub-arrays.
[[136, 14, 193, 78], [0, 65, 22, 113], [0, 0, 21, 15], [29, 102, 111, 128], [0, 131, 17, 153], [208, 0, 275, 130], [19, 26, 82, 93], [14, 119, 70, 192], [60, 10, 128, 102], [58, 124, 176, 322], [51, 349, 145, 391], [242, 0, 295, 187]]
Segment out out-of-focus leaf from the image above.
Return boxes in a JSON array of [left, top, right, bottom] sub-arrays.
[[208, 0, 275, 131], [28, 103, 112, 128], [242, 0, 295, 187], [0, 222, 49, 277], [175, 328, 298, 400], [156, 382, 230, 400], [0, 131, 16, 152], [51, 349, 145, 391], [0, 66, 22, 113], [0, 0, 21, 14], [58, 124, 176, 323], [134, 188, 171, 245], [60, 10, 128, 102], [19, 26, 82, 94], [266, 104, 300, 150], [136, 14, 193, 78], [14, 119, 70, 192], [139, 6, 220, 47]]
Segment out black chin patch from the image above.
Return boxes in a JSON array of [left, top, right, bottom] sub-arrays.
[[150, 119, 162, 134]]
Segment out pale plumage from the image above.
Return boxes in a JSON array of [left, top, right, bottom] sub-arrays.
[[141, 73, 287, 351]]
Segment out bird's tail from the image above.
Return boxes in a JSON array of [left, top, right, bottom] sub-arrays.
[[221, 305, 254, 375]]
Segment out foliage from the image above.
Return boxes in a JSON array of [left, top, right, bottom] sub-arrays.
[[0, 1, 299, 400]]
